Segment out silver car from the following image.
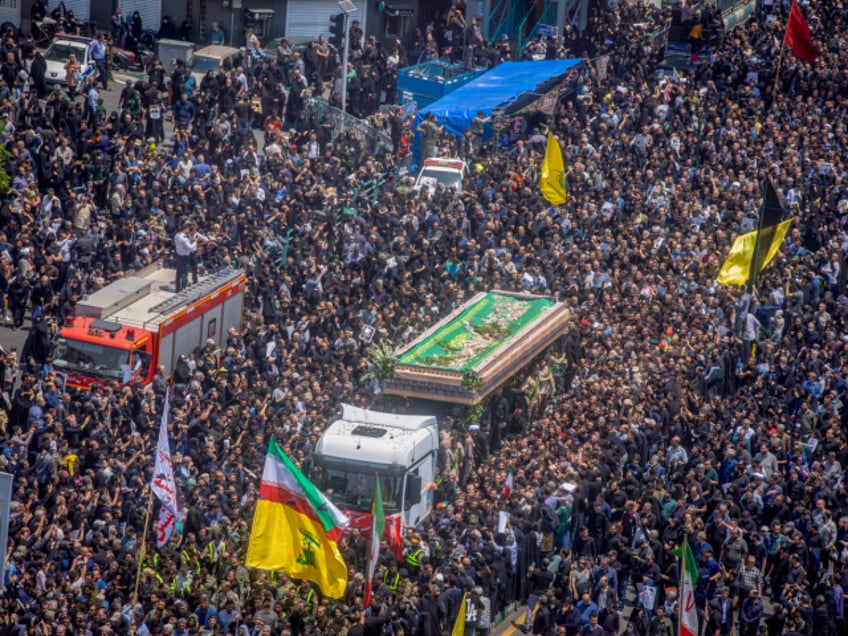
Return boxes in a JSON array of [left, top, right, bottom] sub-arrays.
[[43, 35, 93, 85]]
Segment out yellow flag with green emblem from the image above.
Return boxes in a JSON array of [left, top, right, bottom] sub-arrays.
[[246, 438, 349, 598], [539, 131, 566, 205]]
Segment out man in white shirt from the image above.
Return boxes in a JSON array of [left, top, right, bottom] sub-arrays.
[[245, 28, 262, 67], [174, 221, 211, 291]]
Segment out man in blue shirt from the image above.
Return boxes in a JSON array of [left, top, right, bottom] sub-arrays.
[[88, 33, 108, 90], [575, 591, 599, 628], [208, 21, 226, 45]]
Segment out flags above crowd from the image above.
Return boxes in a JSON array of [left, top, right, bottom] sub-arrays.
[[784, 0, 820, 63], [245, 438, 349, 598], [539, 131, 567, 205], [364, 476, 385, 608], [678, 541, 699, 636], [452, 593, 467, 636], [716, 179, 794, 287], [151, 390, 179, 548]]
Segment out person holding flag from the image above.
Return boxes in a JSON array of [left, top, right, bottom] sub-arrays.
[[452, 592, 467, 636], [773, 0, 820, 97], [677, 540, 699, 636], [364, 475, 385, 609], [783, 0, 820, 63], [151, 390, 179, 549], [716, 179, 794, 287], [245, 437, 349, 598], [131, 389, 180, 608]]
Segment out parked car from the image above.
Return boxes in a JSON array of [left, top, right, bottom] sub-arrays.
[[42, 35, 93, 85], [262, 37, 338, 81], [188, 45, 243, 83]]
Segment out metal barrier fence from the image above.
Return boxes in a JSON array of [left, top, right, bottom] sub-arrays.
[[303, 98, 394, 156]]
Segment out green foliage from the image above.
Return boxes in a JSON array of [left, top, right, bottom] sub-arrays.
[[460, 370, 483, 394], [461, 403, 485, 428], [370, 340, 397, 381], [0, 128, 11, 195]]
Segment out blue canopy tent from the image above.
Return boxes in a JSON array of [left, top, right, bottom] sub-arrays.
[[416, 59, 582, 139]]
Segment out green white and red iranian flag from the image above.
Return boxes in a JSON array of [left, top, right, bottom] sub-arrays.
[[364, 475, 384, 607], [678, 540, 699, 636]]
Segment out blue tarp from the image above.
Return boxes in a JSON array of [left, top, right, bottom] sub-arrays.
[[417, 60, 582, 138]]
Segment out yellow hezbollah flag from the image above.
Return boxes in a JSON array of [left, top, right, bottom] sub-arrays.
[[452, 593, 467, 636], [246, 438, 349, 598], [716, 218, 794, 287], [539, 131, 566, 205]]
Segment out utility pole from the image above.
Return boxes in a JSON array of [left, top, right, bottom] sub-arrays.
[[338, 0, 357, 129], [557, 0, 567, 36]]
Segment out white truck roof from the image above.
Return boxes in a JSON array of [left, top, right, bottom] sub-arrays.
[[339, 404, 437, 430], [315, 404, 438, 469]]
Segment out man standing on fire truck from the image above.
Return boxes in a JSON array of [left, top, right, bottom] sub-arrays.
[[174, 220, 211, 292]]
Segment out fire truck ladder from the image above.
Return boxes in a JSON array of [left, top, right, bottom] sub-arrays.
[[148, 268, 244, 316]]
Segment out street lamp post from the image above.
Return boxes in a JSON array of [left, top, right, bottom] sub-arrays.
[[338, 0, 357, 129]]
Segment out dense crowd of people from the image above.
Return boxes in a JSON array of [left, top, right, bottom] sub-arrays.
[[0, 0, 845, 635]]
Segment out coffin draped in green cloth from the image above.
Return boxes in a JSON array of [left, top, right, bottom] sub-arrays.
[[396, 292, 555, 372]]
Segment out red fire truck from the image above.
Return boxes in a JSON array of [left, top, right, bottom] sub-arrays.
[[53, 263, 246, 389]]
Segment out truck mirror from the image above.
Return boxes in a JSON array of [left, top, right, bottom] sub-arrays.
[[405, 474, 422, 507]]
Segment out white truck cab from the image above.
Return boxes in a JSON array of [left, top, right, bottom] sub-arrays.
[[311, 404, 439, 537]]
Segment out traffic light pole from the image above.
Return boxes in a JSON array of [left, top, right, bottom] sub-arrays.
[[340, 12, 351, 128]]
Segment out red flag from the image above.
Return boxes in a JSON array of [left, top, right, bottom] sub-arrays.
[[784, 1, 819, 63], [384, 515, 404, 561]]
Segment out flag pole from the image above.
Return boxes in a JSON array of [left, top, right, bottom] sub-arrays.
[[132, 489, 155, 609], [771, 36, 786, 110], [678, 533, 687, 636], [748, 178, 769, 290]]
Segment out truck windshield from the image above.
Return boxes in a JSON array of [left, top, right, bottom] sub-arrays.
[[311, 465, 402, 513], [52, 337, 129, 380], [418, 168, 462, 187]]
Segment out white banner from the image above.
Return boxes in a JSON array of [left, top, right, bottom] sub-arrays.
[[497, 511, 510, 534], [151, 391, 179, 547], [156, 505, 176, 548], [595, 55, 610, 82]]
